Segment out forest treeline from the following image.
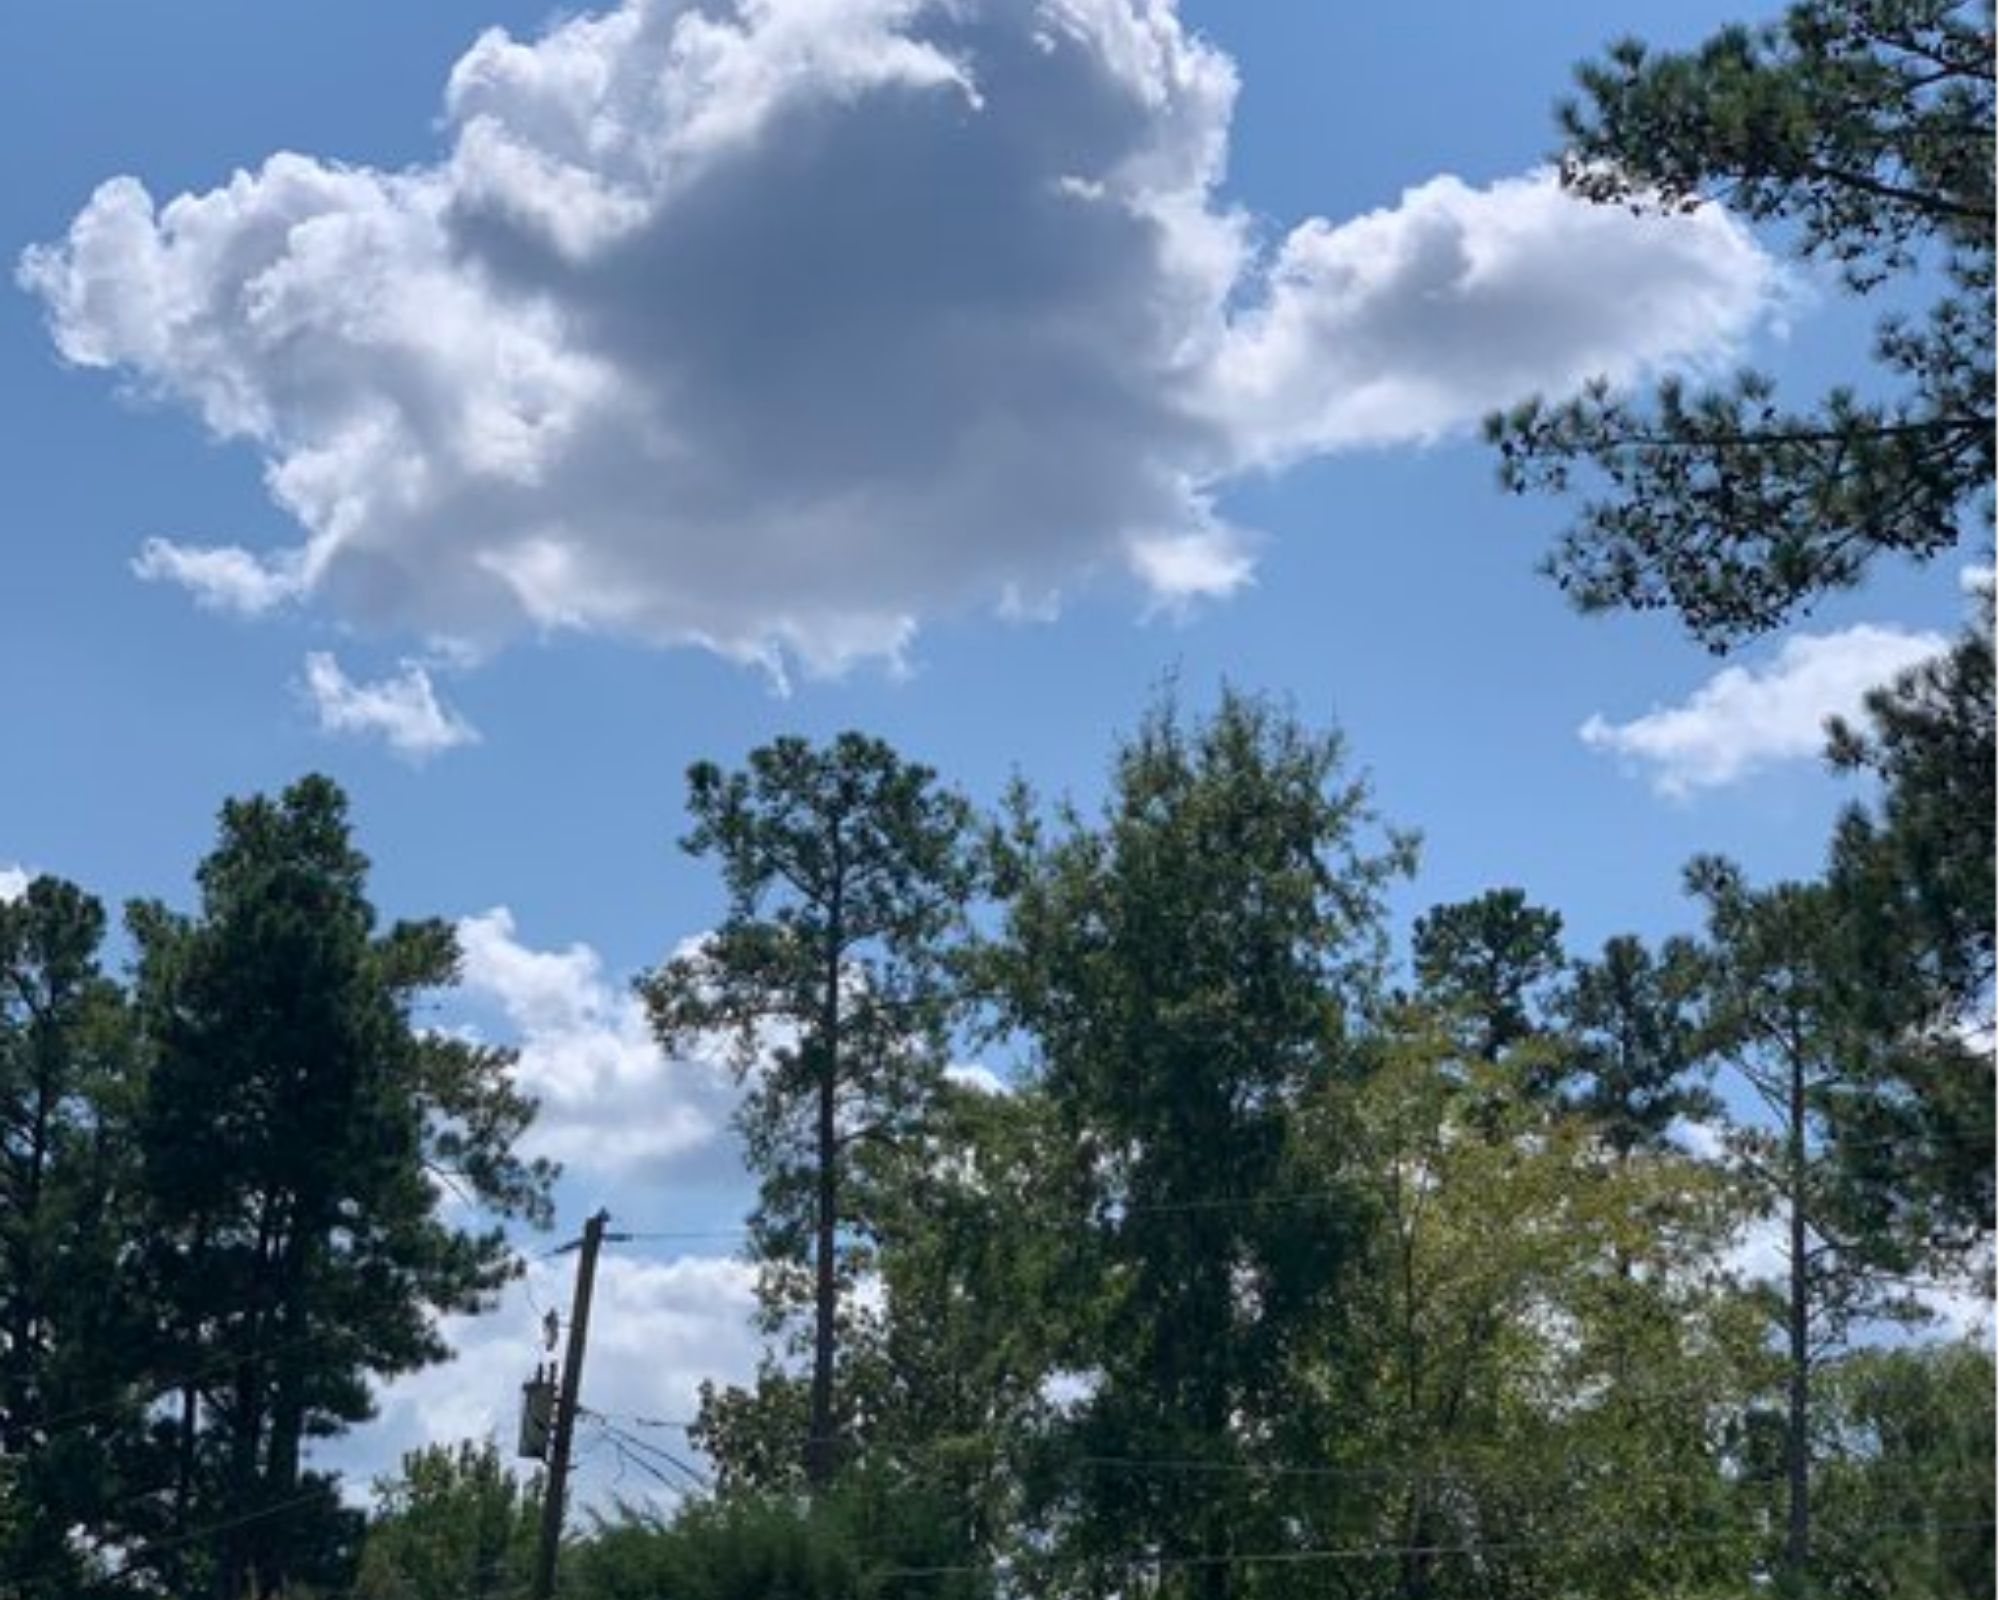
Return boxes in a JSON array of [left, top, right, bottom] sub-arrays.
[[2, 592, 1992, 1598], [4, 0, 1993, 1594]]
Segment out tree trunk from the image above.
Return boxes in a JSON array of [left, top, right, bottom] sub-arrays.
[[807, 1052, 839, 1488], [173, 1383, 198, 1570], [1782, 1050, 1811, 1594], [217, 1203, 279, 1600], [806, 901, 843, 1491], [1400, 1482, 1434, 1600], [258, 1234, 315, 1598], [215, 1359, 262, 1600]]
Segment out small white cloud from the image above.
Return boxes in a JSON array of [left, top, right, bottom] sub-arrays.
[[944, 1061, 1007, 1095], [0, 866, 30, 903], [455, 908, 743, 1178], [1669, 1117, 1727, 1162], [133, 537, 304, 615], [300, 651, 479, 760], [1581, 624, 1948, 798], [1128, 519, 1257, 609]]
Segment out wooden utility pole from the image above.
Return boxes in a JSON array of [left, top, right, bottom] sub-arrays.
[[532, 1208, 610, 1600]]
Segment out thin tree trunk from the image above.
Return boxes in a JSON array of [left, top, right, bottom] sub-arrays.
[[215, 1362, 261, 1600], [168, 1209, 209, 1600], [807, 1056, 839, 1489], [259, 1226, 315, 1598], [1783, 1049, 1811, 1593], [217, 1201, 279, 1600], [806, 893, 844, 1491]]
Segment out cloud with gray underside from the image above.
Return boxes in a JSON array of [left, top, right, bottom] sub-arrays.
[[22, 0, 1777, 677]]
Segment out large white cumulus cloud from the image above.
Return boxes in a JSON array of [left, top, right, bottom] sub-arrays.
[[22, 0, 1775, 676]]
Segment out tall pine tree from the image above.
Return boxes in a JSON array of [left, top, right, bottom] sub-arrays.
[[129, 776, 551, 1598], [642, 734, 980, 1491]]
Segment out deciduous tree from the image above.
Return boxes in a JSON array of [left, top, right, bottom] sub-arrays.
[[353, 1439, 539, 1600], [986, 689, 1412, 1599]]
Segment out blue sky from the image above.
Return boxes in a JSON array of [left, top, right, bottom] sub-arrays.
[[0, 0, 1979, 1500]]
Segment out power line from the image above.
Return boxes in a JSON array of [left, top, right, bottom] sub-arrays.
[[1052, 1452, 1796, 1489], [32, 1321, 374, 1441], [871, 1516, 1997, 1583], [605, 1436, 693, 1500], [22, 1487, 337, 1588], [584, 1406, 697, 1431], [584, 1414, 712, 1496], [552, 1405, 1803, 1498], [603, 1422, 713, 1493]]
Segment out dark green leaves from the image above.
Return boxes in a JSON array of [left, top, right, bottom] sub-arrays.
[[643, 734, 981, 1490], [1492, 0, 1994, 646]]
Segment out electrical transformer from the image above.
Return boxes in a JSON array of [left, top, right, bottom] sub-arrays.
[[518, 1366, 554, 1461]]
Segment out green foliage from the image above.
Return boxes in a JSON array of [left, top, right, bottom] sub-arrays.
[[688, 1365, 816, 1500], [1489, 0, 1994, 645], [564, 1469, 991, 1600], [1411, 888, 1566, 1064], [1314, 1007, 1764, 1600], [985, 688, 1413, 1597], [1683, 856, 1967, 1592], [1688, 857, 1944, 1299], [854, 1078, 1075, 1552], [0, 877, 146, 1599], [353, 1439, 540, 1600], [123, 775, 551, 1596], [641, 734, 981, 1489], [4, 704, 1989, 1600], [1560, 933, 1722, 1156], [1826, 595, 1994, 1016], [1812, 1341, 1995, 1599]]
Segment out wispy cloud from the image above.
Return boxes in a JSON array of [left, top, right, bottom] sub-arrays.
[[133, 538, 304, 616], [300, 651, 479, 760]]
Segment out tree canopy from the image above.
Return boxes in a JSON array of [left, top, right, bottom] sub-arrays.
[[1489, 0, 1994, 646]]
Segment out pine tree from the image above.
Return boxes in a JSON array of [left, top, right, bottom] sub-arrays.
[[1411, 889, 1565, 1067], [641, 734, 979, 1491], [0, 877, 147, 1599], [1686, 857, 1935, 1595], [128, 775, 552, 1598], [1490, 0, 1993, 646], [1559, 933, 1721, 1158]]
